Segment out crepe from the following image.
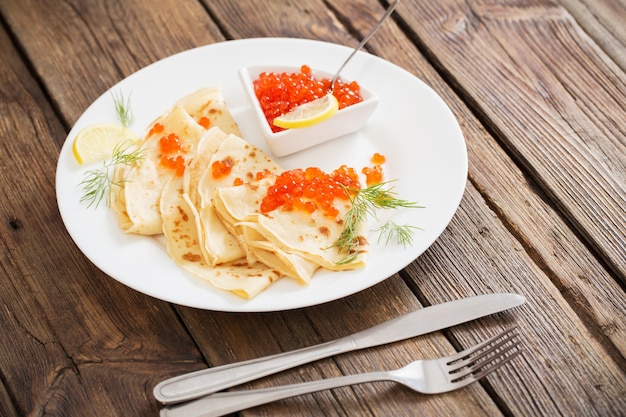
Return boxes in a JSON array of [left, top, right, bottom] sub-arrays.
[[184, 128, 282, 266], [110, 87, 240, 235], [213, 176, 368, 283], [109, 87, 369, 299], [160, 174, 280, 299], [159, 125, 287, 298]]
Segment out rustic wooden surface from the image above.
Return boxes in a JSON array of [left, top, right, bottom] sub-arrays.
[[0, 0, 624, 416]]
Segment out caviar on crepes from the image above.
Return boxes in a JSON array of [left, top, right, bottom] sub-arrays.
[[157, 131, 187, 177], [211, 157, 235, 179], [198, 116, 211, 129], [148, 122, 165, 137], [362, 153, 386, 186], [259, 165, 362, 218], [254, 65, 364, 133]]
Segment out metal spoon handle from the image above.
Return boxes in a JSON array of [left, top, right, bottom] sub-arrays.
[[330, 0, 400, 89]]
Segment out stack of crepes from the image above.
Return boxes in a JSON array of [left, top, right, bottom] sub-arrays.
[[110, 88, 368, 299]]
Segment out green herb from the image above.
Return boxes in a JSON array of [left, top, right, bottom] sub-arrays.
[[333, 181, 423, 264], [79, 142, 144, 208], [376, 221, 422, 247], [112, 91, 134, 127]]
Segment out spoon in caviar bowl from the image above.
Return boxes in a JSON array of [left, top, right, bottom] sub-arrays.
[[239, 1, 397, 156], [275, 0, 400, 125], [329, 0, 400, 92]]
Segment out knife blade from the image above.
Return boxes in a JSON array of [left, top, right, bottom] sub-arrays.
[[154, 293, 524, 404]]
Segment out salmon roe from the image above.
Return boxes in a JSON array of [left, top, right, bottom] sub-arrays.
[[198, 116, 211, 129], [148, 122, 165, 137], [211, 157, 235, 179], [371, 152, 386, 165], [161, 155, 186, 177], [158, 132, 187, 176], [362, 153, 386, 186], [254, 65, 364, 132], [362, 164, 384, 186], [260, 165, 361, 217]]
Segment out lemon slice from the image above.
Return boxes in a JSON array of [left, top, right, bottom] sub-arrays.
[[273, 93, 339, 129], [72, 123, 140, 165]]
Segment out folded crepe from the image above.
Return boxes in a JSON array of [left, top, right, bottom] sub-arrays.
[[184, 128, 282, 266], [160, 174, 280, 299], [110, 87, 240, 235], [212, 176, 368, 284], [109, 87, 368, 299]]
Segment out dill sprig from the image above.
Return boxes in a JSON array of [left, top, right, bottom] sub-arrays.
[[79, 142, 144, 208], [334, 181, 423, 264], [112, 90, 134, 128], [376, 221, 423, 248]]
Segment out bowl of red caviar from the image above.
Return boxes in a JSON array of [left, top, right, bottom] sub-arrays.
[[240, 65, 379, 157]]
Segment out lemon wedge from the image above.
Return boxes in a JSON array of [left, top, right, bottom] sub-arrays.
[[273, 93, 339, 129], [72, 123, 140, 165]]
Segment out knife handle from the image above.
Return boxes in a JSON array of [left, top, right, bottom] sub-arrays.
[[153, 337, 353, 404]]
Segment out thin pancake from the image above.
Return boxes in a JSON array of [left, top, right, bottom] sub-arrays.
[[111, 88, 240, 235], [213, 177, 368, 283], [185, 128, 282, 266], [160, 174, 280, 299]]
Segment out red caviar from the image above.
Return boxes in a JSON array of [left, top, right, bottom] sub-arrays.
[[260, 165, 361, 217], [362, 164, 384, 186], [255, 169, 273, 181], [158, 133, 187, 176], [148, 122, 165, 137], [253, 65, 363, 132], [161, 155, 186, 177], [198, 116, 211, 129], [362, 152, 386, 186], [371, 153, 386, 164], [211, 157, 235, 179], [159, 133, 183, 154]]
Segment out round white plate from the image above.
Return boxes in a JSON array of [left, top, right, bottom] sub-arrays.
[[56, 38, 467, 312]]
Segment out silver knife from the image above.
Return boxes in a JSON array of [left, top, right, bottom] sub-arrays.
[[154, 293, 524, 404]]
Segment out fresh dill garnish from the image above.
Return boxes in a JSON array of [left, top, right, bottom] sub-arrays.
[[111, 91, 134, 128], [376, 221, 423, 248], [79, 142, 144, 208], [333, 181, 423, 264]]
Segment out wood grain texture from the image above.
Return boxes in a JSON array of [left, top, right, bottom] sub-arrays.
[[0, 0, 227, 125], [395, 0, 626, 281], [556, 0, 626, 70], [0, 2, 207, 416], [405, 186, 626, 416]]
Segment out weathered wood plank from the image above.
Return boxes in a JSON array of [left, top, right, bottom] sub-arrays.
[[0, 21, 83, 415], [405, 186, 626, 416], [395, 0, 626, 281], [556, 0, 626, 70], [371, 0, 626, 359], [0, 1, 211, 415], [0, 0, 228, 126]]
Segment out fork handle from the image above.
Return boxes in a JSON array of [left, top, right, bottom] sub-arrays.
[[160, 371, 388, 417], [153, 337, 353, 404]]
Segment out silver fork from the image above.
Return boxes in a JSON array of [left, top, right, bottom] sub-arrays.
[[160, 327, 521, 417]]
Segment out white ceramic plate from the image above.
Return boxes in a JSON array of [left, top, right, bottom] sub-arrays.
[[56, 38, 467, 312]]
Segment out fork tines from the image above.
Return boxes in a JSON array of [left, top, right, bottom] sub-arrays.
[[447, 326, 522, 383]]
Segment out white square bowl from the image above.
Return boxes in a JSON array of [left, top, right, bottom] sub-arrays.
[[239, 65, 379, 157]]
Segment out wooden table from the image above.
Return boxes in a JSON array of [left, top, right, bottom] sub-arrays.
[[1, 0, 624, 416]]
